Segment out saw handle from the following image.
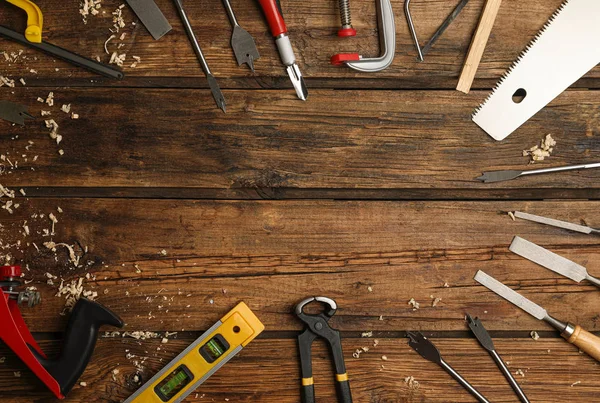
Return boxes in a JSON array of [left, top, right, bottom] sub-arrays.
[[258, 0, 287, 37], [564, 325, 600, 362]]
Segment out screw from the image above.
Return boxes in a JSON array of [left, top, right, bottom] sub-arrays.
[[337, 0, 357, 37]]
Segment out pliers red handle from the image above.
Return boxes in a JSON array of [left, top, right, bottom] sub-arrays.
[[295, 297, 353, 403]]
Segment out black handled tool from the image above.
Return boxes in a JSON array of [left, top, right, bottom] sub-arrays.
[[0, 26, 123, 79], [295, 296, 352, 403], [0, 265, 123, 399], [407, 331, 490, 403], [467, 314, 530, 403]]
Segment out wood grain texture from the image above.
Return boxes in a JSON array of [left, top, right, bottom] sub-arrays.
[[1, 199, 599, 333], [0, 88, 599, 192], [0, 338, 598, 402], [0, 0, 598, 88]]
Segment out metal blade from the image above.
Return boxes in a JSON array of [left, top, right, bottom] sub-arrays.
[[509, 236, 587, 283], [206, 74, 226, 113], [286, 63, 308, 101], [474, 270, 547, 320], [125, 0, 172, 40], [231, 26, 260, 71], [514, 211, 595, 235], [0, 101, 34, 126], [476, 170, 522, 183], [407, 331, 442, 364], [473, 0, 600, 140], [466, 314, 495, 353]]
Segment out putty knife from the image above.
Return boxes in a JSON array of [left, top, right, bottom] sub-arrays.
[[509, 236, 600, 288]]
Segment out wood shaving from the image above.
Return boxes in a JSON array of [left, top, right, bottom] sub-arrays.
[[508, 211, 516, 221], [104, 35, 116, 55], [79, 382, 87, 387], [361, 331, 373, 338], [408, 298, 420, 310], [45, 92, 54, 106], [112, 5, 126, 32], [41, 110, 51, 116], [404, 376, 420, 390], [0, 184, 15, 198], [19, 78, 26, 86], [159, 249, 167, 256], [43, 241, 81, 266], [109, 52, 126, 66], [523, 134, 556, 163], [56, 278, 97, 311], [0, 357, 5, 363], [79, 0, 102, 23], [443, 282, 450, 288], [71, 113, 79, 120], [130, 56, 141, 68], [0, 75, 15, 87], [13, 371, 20, 377], [381, 355, 387, 361], [431, 296, 442, 307], [515, 369, 526, 377], [570, 381, 581, 387], [61, 104, 72, 114], [530, 331, 540, 341], [45, 119, 62, 144]]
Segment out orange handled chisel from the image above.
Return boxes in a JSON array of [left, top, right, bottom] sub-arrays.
[[257, 0, 308, 100]]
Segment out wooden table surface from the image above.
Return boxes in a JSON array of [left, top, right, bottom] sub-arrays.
[[1, 0, 599, 402]]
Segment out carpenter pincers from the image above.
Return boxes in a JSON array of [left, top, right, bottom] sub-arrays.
[[0, 100, 34, 126], [295, 296, 352, 403]]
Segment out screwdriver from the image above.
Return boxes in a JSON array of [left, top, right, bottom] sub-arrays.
[[257, 0, 308, 101], [173, 0, 226, 112]]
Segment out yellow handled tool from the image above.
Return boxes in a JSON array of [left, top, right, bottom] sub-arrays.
[[124, 302, 264, 403], [6, 0, 43, 43]]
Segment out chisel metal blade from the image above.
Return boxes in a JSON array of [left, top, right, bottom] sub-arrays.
[[287, 64, 308, 101], [514, 211, 598, 235], [474, 270, 547, 320], [509, 236, 600, 287], [126, 0, 172, 40]]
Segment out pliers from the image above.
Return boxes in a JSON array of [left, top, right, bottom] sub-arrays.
[[295, 296, 352, 403]]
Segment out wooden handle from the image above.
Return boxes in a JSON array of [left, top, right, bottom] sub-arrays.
[[565, 325, 600, 362], [456, 0, 502, 94]]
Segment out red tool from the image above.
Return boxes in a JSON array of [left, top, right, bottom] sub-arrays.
[[257, 0, 308, 100], [0, 265, 123, 399]]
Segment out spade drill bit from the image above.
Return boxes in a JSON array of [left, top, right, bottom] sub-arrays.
[[407, 331, 490, 403], [173, 0, 226, 112], [467, 314, 530, 403], [221, 0, 260, 71], [0, 100, 34, 126]]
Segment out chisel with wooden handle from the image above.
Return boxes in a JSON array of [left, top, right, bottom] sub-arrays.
[[510, 236, 600, 288], [475, 270, 600, 362]]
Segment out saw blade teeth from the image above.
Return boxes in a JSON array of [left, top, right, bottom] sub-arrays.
[[472, 0, 572, 120]]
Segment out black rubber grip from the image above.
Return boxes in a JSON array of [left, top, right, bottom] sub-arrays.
[[336, 379, 353, 403], [32, 298, 123, 396], [301, 384, 315, 403]]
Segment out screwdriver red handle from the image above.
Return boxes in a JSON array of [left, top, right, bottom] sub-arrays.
[[258, 0, 287, 37]]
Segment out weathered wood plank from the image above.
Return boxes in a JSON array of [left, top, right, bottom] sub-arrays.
[[1, 0, 598, 88], [1, 199, 599, 332], [0, 88, 598, 192], [0, 338, 598, 402]]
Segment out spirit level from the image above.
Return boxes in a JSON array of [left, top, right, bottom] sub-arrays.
[[124, 302, 264, 403]]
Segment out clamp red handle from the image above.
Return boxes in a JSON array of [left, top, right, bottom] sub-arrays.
[[258, 0, 288, 37], [0, 265, 21, 279], [330, 53, 360, 66]]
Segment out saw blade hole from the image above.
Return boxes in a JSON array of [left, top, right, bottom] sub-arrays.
[[512, 88, 527, 103]]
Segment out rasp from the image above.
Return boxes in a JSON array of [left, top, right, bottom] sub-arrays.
[[509, 236, 600, 288], [472, 0, 600, 140]]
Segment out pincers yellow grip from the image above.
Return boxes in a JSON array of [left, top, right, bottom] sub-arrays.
[[6, 0, 43, 43]]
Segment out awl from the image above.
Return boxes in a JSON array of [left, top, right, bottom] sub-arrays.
[[257, 0, 308, 100], [513, 211, 600, 236], [475, 270, 600, 362], [510, 236, 600, 288]]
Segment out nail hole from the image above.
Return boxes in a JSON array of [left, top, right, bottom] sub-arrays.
[[512, 88, 527, 103], [233, 326, 240, 333]]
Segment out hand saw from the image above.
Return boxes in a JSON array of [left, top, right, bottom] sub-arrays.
[[472, 0, 600, 141]]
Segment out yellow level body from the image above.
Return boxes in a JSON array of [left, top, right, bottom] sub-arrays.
[[124, 302, 264, 403]]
